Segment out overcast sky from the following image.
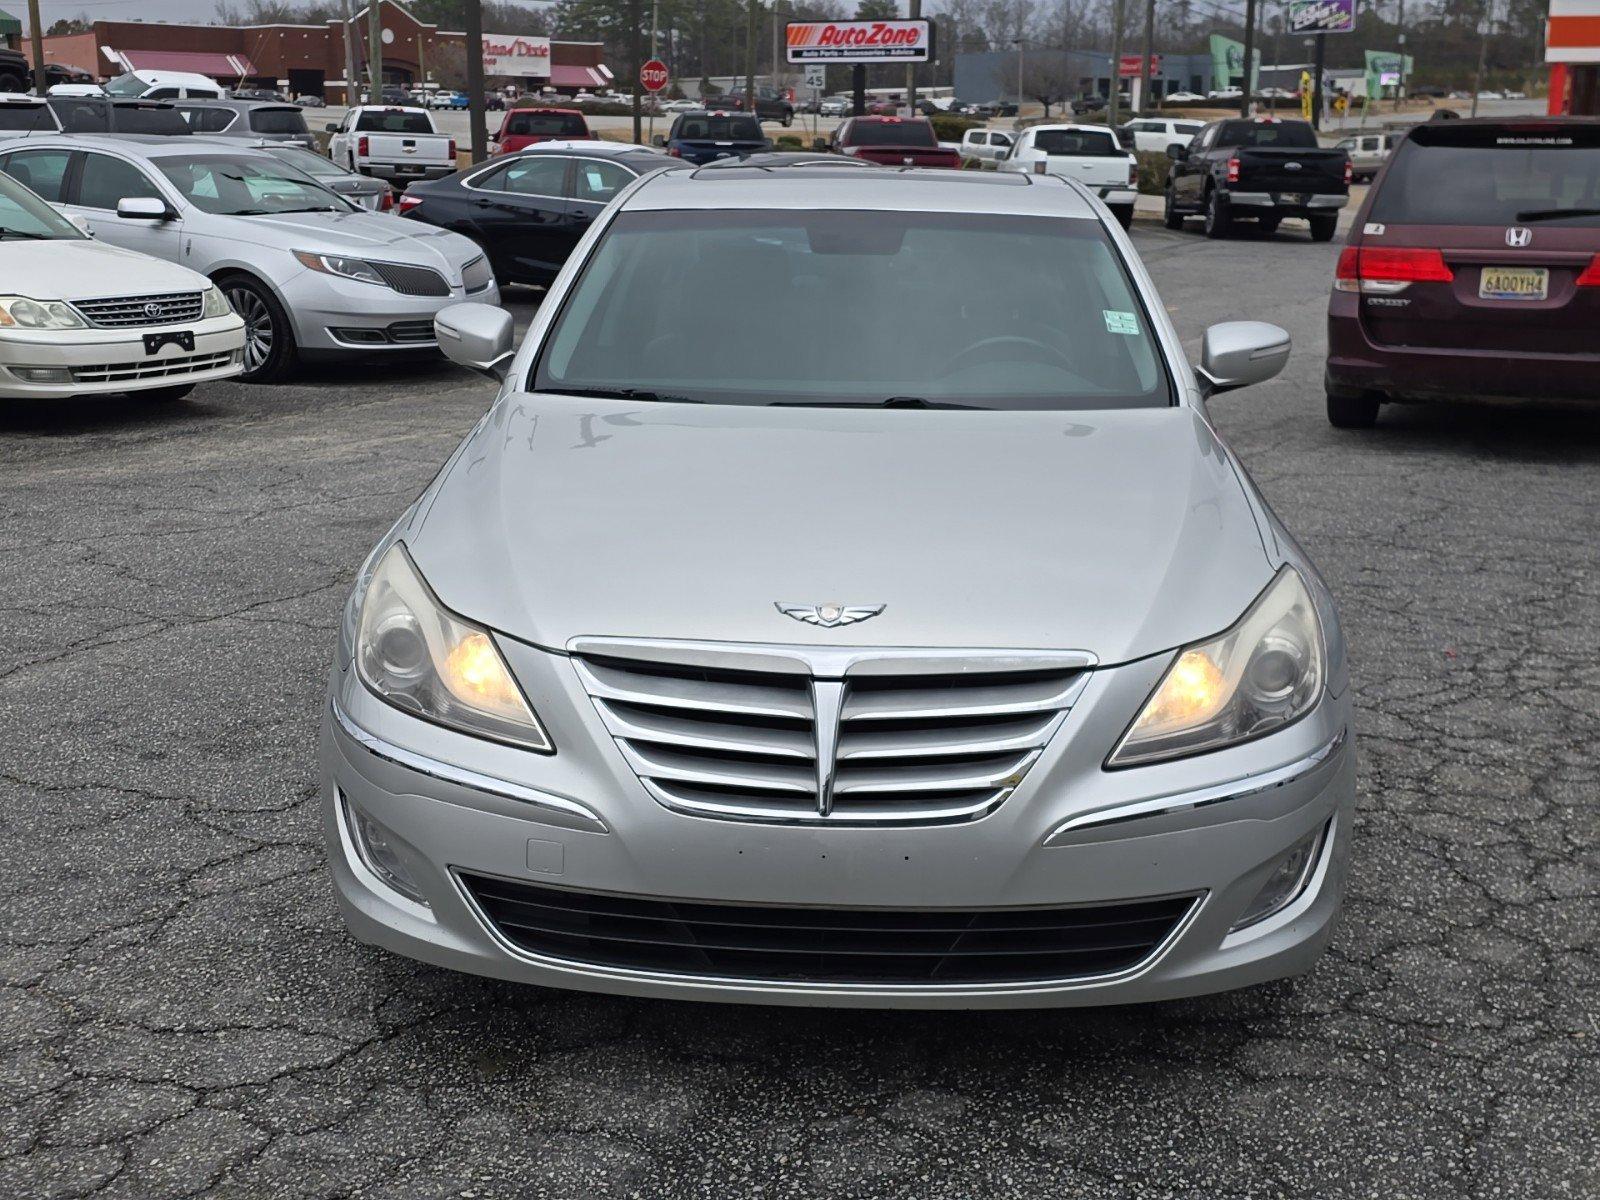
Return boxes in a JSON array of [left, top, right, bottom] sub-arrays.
[[23, 0, 555, 36]]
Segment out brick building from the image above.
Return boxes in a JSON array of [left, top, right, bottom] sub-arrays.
[[34, 0, 609, 103]]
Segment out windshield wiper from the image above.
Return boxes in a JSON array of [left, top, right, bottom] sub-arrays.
[[531, 386, 700, 403], [0, 229, 51, 240], [772, 396, 983, 409], [1514, 207, 1600, 222]]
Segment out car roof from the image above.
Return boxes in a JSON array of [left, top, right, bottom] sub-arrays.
[[1025, 123, 1121, 134], [509, 105, 582, 114], [509, 139, 659, 157], [9, 133, 279, 158], [626, 167, 1099, 219]]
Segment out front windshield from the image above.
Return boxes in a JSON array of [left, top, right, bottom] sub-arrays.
[[104, 73, 147, 97], [154, 154, 350, 215], [535, 210, 1170, 410], [0, 171, 83, 240]]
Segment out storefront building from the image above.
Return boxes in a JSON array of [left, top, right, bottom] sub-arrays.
[[34, 0, 609, 102], [1547, 0, 1600, 115]]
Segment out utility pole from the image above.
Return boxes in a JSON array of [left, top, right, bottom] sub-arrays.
[[341, 0, 357, 106], [1239, 0, 1257, 116], [1471, 0, 1492, 118], [630, 0, 643, 145], [905, 0, 920, 114], [1012, 38, 1024, 121], [26, 0, 44, 95], [1311, 32, 1325, 130], [1393, 0, 1405, 111], [744, 0, 756, 121], [464, 0, 486, 162], [1139, 0, 1155, 116], [648, 0, 659, 144], [367, 0, 383, 101], [1107, 0, 1126, 127]]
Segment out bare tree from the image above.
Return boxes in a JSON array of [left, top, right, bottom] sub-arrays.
[[1019, 50, 1074, 114]]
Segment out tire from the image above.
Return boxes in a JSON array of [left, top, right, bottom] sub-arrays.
[[1203, 188, 1232, 239], [1326, 389, 1380, 429], [781, 110, 793, 127], [1309, 214, 1338, 242], [1162, 185, 1184, 229], [135, 384, 195, 403], [1110, 204, 1134, 230], [218, 274, 296, 383], [1257, 215, 1282, 235]]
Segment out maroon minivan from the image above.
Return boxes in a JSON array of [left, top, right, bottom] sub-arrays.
[[1325, 118, 1600, 427]]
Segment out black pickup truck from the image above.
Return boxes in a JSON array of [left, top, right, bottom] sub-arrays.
[[1163, 117, 1350, 240]]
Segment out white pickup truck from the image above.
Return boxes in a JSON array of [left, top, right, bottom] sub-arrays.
[[996, 123, 1139, 228], [325, 105, 457, 184]]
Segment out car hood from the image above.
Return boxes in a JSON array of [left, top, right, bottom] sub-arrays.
[[408, 397, 1272, 663], [1, 237, 208, 301], [225, 209, 473, 266]]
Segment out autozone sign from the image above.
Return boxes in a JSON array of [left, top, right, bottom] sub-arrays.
[[785, 19, 935, 64], [482, 35, 551, 78]]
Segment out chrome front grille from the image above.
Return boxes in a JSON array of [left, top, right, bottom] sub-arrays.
[[370, 261, 450, 297], [73, 292, 204, 328], [572, 640, 1092, 825]]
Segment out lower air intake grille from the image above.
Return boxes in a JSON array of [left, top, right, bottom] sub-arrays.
[[72, 350, 236, 383], [370, 261, 450, 296], [573, 642, 1090, 825], [460, 874, 1196, 985]]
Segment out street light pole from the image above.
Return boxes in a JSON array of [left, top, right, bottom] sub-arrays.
[[463, 0, 487, 162], [906, 0, 920, 115], [1139, 0, 1156, 116], [26, 0, 44, 95], [1470, 0, 1493, 118], [1107, 0, 1126, 127], [1239, 0, 1257, 116], [1012, 38, 1024, 123], [1393, 0, 1405, 111]]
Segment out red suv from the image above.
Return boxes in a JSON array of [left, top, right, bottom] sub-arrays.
[[826, 117, 961, 169], [492, 107, 589, 155], [1326, 118, 1600, 427]]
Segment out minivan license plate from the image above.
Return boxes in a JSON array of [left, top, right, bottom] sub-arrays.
[[1479, 266, 1548, 301]]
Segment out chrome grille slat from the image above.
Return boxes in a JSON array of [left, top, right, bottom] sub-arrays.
[[73, 291, 205, 328], [575, 643, 1088, 826], [72, 351, 235, 383]]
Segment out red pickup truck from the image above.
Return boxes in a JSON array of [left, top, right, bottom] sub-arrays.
[[825, 116, 961, 168]]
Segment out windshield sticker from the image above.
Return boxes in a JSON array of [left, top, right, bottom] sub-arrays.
[[1104, 310, 1139, 335]]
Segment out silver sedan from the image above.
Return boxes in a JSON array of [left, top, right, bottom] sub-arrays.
[[322, 166, 1354, 1008], [0, 134, 496, 381]]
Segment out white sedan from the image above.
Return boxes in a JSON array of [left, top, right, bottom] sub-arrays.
[[0, 169, 243, 402]]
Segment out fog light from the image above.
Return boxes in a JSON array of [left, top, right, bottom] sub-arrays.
[[1230, 823, 1327, 931], [341, 792, 428, 906], [12, 366, 72, 383]]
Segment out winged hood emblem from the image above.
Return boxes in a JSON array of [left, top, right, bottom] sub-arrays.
[[775, 603, 885, 628]]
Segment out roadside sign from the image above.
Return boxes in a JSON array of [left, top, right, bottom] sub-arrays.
[[1287, 0, 1355, 34], [804, 64, 826, 91], [640, 59, 669, 93], [1301, 70, 1314, 120], [785, 19, 934, 64], [1118, 53, 1161, 77]]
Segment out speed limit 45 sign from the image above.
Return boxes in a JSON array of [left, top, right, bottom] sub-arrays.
[[640, 59, 669, 93]]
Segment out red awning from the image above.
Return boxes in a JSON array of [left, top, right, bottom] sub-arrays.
[[549, 65, 608, 89], [113, 49, 259, 80]]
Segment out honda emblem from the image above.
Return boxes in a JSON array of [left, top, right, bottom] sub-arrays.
[[1505, 227, 1532, 248]]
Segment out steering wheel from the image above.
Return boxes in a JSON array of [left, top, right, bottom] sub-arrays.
[[940, 335, 1074, 376]]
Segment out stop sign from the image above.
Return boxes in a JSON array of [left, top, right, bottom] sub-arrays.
[[640, 59, 669, 93]]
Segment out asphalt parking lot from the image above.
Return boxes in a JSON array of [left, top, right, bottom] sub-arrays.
[[2, 228, 1596, 1200]]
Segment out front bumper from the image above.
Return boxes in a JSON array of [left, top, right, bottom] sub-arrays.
[[0, 316, 245, 399], [1326, 291, 1600, 403], [280, 268, 500, 356], [319, 641, 1356, 1009]]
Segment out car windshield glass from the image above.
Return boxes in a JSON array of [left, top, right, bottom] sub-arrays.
[[249, 108, 309, 134], [103, 73, 147, 97], [677, 115, 762, 140], [0, 170, 82, 239], [1369, 125, 1600, 227], [354, 109, 433, 134], [536, 210, 1169, 410], [155, 154, 346, 215], [506, 111, 587, 136], [1034, 129, 1118, 156], [110, 104, 190, 135], [849, 121, 936, 147], [265, 145, 344, 177], [0, 102, 53, 131], [1217, 120, 1318, 148]]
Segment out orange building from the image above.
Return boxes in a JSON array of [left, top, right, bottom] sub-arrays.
[[1547, 0, 1600, 115], [35, 0, 610, 103]]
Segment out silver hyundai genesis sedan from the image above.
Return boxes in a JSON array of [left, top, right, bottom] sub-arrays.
[[320, 166, 1355, 1008]]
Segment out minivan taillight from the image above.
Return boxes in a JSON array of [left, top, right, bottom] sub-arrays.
[[1335, 246, 1454, 294], [1576, 254, 1600, 287], [1226, 157, 1240, 183]]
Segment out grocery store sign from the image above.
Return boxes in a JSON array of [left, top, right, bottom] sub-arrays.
[[1287, 0, 1355, 34], [482, 34, 551, 78], [785, 19, 935, 64]]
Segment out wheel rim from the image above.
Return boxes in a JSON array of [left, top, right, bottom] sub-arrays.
[[227, 287, 273, 373]]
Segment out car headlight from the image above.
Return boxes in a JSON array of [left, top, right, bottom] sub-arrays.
[[354, 542, 553, 752], [293, 250, 386, 286], [1108, 567, 1324, 768], [200, 284, 231, 318], [0, 295, 86, 330]]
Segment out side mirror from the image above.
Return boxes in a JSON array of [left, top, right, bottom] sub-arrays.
[[435, 303, 516, 381], [325, 122, 339, 132], [1197, 321, 1290, 397], [1167, 143, 1187, 161], [117, 196, 172, 221], [651, 134, 665, 147]]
